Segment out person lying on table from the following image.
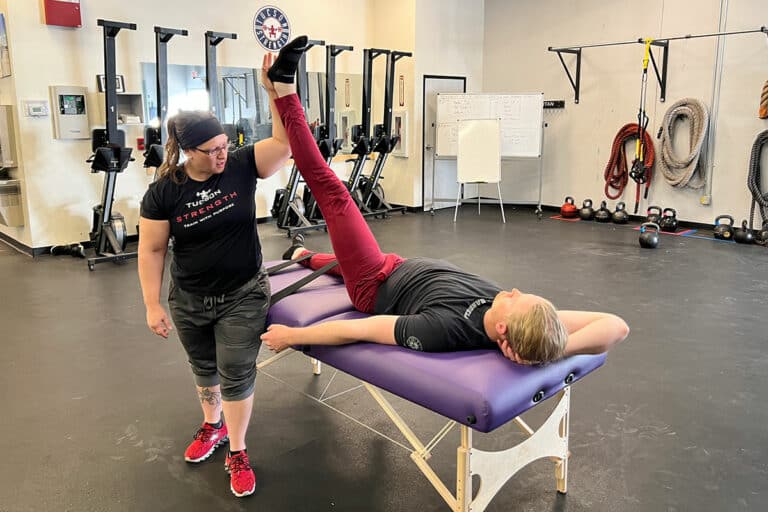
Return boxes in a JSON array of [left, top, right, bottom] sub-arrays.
[[260, 36, 629, 364]]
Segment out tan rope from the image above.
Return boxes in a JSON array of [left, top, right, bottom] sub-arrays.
[[657, 98, 709, 189]]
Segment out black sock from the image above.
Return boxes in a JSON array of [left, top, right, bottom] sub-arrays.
[[267, 35, 309, 84], [206, 419, 223, 429], [282, 233, 306, 260], [229, 449, 247, 457]]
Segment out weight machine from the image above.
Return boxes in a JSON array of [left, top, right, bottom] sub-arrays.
[[86, 19, 138, 271], [205, 30, 238, 120], [350, 49, 412, 214], [143, 26, 188, 169], [346, 48, 387, 212], [361, 50, 411, 212]]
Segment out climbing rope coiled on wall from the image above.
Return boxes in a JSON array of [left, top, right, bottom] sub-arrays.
[[604, 123, 655, 200], [657, 98, 709, 189]]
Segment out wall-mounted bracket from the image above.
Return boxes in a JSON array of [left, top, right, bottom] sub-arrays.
[[550, 48, 581, 104], [646, 40, 669, 102]]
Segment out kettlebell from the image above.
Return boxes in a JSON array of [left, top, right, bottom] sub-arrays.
[[646, 206, 662, 224], [612, 201, 629, 224], [594, 201, 612, 223], [659, 208, 678, 233], [757, 220, 768, 246], [733, 220, 755, 244], [713, 215, 735, 240], [579, 199, 595, 221], [560, 196, 578, 218], [639, 222, 660, 249]]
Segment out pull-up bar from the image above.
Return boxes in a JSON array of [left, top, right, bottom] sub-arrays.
[[549, 26, 767, 104]]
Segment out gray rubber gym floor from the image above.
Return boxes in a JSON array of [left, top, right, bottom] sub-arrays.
[[2, 206, 767, 512]]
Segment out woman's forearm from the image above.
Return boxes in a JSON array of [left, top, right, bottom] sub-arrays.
[[138, 250, 167, 308]]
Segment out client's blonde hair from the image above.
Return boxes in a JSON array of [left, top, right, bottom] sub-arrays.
[[506, 299, 568, 364]]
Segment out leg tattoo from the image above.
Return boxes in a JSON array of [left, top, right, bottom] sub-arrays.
[[198, 388, 222, 407]]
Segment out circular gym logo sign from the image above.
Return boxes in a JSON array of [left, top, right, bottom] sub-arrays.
[[253, 6, 291, 51]]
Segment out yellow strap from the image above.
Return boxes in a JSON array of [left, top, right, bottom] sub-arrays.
[[635, 138, 644, 160], [642, 38, 653, 70]]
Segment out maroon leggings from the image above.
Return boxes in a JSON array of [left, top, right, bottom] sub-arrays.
[[274, 94, 404, 313]]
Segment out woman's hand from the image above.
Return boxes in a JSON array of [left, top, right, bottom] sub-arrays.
[[146, 304, 173, 339], [261, 324, 298, 352], [260, 53, 278, 99]]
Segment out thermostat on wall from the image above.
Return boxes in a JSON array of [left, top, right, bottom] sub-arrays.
[[24, 100, 50, 117]]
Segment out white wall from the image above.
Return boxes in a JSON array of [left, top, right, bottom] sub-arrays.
[[368, 0, 416, 207], [483, 0, 768, 224], [408, 0, 485, 207], [365, 0, 485, 209], [1, 0, 370, 248]]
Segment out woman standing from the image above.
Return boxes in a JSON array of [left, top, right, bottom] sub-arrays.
[[138, 54, 289, 498]]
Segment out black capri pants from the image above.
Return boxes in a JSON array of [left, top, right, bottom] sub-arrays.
[[168, 269, 271, 401]]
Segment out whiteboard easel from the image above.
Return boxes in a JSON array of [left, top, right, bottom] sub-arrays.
[[454, 118, 505, 223]]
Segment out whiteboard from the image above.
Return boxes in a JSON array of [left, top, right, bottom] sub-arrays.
[[457, 119, 501, 184], [435, 93, 544, 158]]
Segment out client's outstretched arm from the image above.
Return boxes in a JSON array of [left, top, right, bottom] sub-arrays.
[[558, 311, 629, 356], [261, 315, 399, 352]]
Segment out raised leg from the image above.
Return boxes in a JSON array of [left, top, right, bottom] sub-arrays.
[[274, 93, 402, 312]]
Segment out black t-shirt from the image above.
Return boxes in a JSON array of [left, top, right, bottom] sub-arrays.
[[374, 258, 502, 351], [140, 145, 262, 295]]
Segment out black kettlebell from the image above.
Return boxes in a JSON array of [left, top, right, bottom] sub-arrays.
[[639, 222, 660, 249], [646, 206, 662, 224], [713, 215, 735, 241], [757, 221, 768, 246], [579, 199, 595, 221], [612, 201, 629, 224], [659, 208, 678, 232], [733, 220, 755, 244], [594, 201, 612, 223]]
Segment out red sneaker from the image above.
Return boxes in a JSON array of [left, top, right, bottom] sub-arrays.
[[184, 422, 228, 463], [225, 451, 256, 497]]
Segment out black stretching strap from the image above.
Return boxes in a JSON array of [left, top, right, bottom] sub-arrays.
[[265, 253, 313, 275], [268, 259, 340, 305]]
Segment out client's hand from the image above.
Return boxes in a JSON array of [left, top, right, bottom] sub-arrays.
[[498, 339, 534, 365], [261, 324, 297, 352]]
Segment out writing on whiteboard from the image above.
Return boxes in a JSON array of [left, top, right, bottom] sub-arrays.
[[435, 93, 543, 158]]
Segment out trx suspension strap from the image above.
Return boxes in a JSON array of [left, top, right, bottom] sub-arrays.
[[265, 255, 340, 305], [628, 39, 654, 214]]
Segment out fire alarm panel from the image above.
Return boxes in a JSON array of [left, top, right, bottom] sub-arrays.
[[43, 0, 82, 28]]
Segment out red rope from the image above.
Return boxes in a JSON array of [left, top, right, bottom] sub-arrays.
[[603, 123, 655, 200]]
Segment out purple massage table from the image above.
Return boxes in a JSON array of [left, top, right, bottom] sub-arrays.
[[259, 261, 607, 511]]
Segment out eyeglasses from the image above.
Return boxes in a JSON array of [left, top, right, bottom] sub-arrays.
[[193, 145, 228, 157]]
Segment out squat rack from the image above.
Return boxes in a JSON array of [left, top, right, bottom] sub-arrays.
[[548, 26, 767, 104]]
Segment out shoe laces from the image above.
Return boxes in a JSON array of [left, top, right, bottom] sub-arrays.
[[192, 424, 216, 443], [228, 452, 251, 474]]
